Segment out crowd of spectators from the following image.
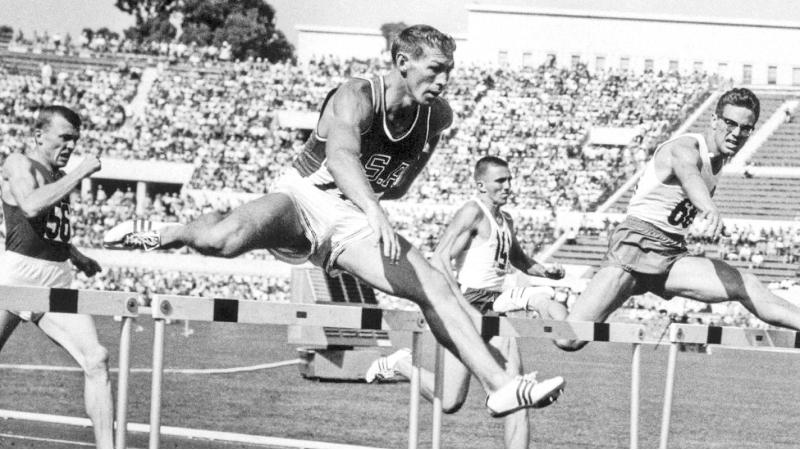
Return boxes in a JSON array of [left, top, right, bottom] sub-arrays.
[[125, 58, 715, 210], [0, 64, 140, 167], [72, 265, 291, 303], [407, 62, 715, 211], [6, 29, 233, 67], [1, 53, 718, 211]]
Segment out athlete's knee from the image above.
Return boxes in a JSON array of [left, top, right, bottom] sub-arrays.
[[195, 219, 249, 257], [83, 345, 110, 378], [416, 271, 457, 306], [740, 272, 763, 292]]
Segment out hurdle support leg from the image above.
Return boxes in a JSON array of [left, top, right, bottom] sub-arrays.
[[149, 317, 166, 449], [115, 316, 133, 449], [630, 343, 641, 449], [408, 332, 422, 449], [431, 344, 445, 449], [659, 341, 679, 449]]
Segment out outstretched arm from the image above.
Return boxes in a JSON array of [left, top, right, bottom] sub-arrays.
[[3, 154, 100, 218], [323, 80, 401, 262], [667, 142, 723, 238], [431, 202, 484, 306]]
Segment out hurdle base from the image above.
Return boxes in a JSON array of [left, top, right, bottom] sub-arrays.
[[297, 347, 408, 382]]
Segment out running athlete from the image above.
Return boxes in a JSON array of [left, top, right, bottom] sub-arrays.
[[0, 105, 112, 448], [104, 25, 561, 416], [365, 156, 567, 448], [556, 88, 800, 351]]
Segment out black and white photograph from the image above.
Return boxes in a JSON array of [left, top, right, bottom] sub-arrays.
[[0, 0, 799, 448]]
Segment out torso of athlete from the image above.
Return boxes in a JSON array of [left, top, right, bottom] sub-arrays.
[[455, 199, 513, 292], [627, 133, 721, 237], [1, 157, 72, 262], [293, 74, 446, 201]]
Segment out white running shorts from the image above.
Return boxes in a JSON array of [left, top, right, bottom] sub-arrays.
[[269, 168, 376, 274], [0, 251, 72, 322]]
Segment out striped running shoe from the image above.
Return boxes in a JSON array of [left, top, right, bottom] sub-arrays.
[[486, 372, 565, 418], [364, 348, 411, 383], [103, 219, 167, 251]]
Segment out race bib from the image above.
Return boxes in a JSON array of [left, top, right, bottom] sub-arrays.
[[42, 202, 72, 243]]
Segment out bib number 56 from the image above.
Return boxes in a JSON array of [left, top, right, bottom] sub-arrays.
[[44, 203, 71, 243]]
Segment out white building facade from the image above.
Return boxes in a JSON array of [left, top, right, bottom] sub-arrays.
[[295, 2, 800, 86], [465, 4, 800, 86]]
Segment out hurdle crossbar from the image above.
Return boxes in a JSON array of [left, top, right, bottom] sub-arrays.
[[668, 324, 800, 349], [148, 295, 648, 449], [152, 295, 427, 331], [659, 324, 800, 449], [0, 285, 140, 449], [0, 285, 139, 317], [478, 316, 647, 342]]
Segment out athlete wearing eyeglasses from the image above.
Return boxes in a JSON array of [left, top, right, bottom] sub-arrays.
[[555, 87, 800, 351]]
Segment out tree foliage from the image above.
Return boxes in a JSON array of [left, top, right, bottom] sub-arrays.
[[115, 0, 179, 26], [116, 0, 293, 61]]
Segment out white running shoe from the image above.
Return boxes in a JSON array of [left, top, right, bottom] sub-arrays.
[[486, 372, 565, 418], [364, 348, 411, 383], [103, 219, 169, 251]]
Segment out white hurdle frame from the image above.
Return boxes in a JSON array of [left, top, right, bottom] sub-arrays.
[[150, 294, 647, 449], [0, 285, 140, 449], [149, 294, 428, 449], [659, 323, 800, 449]]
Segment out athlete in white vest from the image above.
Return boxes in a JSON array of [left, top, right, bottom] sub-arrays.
[[557, 88, 800, 351], [367, 156, 567, 448]]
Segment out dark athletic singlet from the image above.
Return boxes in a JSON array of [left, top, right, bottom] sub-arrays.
[[3, 161, 72, 262], [292, 75, 432, 200]]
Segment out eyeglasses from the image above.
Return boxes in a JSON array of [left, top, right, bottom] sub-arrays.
[[718, 116, 755, 136]]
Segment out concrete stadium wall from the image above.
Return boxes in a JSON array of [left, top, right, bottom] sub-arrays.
[[465, 5, 800, 85]]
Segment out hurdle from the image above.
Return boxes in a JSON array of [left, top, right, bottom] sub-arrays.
[[0, 285, 140, 449], [427, 317, 648, 449], [659, 323, 800, 448], [149, 293, 648, 449], [149, 294, 428, 449]]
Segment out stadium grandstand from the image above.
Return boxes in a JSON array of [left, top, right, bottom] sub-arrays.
[[1, 1, 800, 447]]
